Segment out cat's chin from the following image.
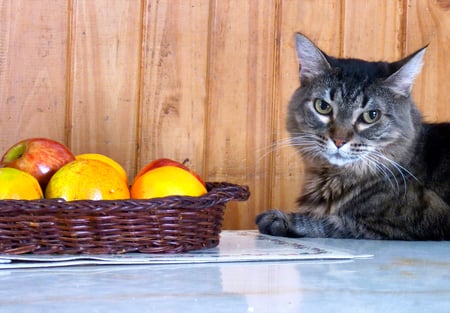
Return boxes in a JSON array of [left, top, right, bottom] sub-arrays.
[[325, 154, 358, 167]]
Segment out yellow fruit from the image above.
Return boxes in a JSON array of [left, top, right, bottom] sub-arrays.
[[45, 159, 130, 201], [130, 165, 207, 199], [0, 167, 43, 200], [76, 153, 128, 184]]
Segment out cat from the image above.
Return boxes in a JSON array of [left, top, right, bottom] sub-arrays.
[[256, 33, 450, 240]]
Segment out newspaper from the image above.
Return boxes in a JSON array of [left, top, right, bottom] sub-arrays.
[[0, 230, 371, 269]]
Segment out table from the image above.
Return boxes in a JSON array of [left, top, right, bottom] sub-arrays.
[[0, 232, 449, 312]]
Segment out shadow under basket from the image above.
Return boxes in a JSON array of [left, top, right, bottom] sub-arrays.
[[0, 182, 250, 255]]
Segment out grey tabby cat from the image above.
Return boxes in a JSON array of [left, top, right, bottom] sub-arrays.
[[256, 33, 450, 240]]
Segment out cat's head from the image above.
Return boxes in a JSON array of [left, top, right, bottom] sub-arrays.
[[287, 33, 426, 170]]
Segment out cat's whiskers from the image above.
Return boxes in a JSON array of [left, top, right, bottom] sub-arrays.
[[371, 151, 419, 182], [258, 133, 417, 198], [256, 138, 292, 162], [360, 154, 402, 194], [289, 133, 325, 160], [361, 149, 420, 197], [257, 133, 321, 162]]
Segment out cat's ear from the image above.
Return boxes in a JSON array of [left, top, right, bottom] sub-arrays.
[[295, 33, 331, 84], [383, 46, 427, 97]]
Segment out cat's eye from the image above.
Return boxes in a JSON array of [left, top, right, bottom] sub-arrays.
[[314, 98, 332, 115], [361, 110, 381, 124]]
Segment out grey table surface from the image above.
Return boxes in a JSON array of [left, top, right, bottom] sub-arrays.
[[0, 232, 449, 313]]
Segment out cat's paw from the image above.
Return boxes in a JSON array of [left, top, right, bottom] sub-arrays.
[[255, 209, 291, 237]]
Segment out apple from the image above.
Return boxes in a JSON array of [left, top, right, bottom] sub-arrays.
[[0, 138, 75, 189], [131, 158, 207, 199], [133, 158, 205, 187]]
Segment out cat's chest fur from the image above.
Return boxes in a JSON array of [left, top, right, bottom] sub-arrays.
[[298, 165, 370, 217]]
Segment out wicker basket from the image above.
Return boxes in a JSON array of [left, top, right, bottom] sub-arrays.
[[0, 182, 250, 255]]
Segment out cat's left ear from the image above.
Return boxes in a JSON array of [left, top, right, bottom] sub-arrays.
[[383, 46, 428, 97]]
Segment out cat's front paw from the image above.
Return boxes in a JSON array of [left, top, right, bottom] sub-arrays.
[[255, 209, 291, 237]]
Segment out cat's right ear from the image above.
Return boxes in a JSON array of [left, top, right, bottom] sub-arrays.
[[295, 33, 331, 84]]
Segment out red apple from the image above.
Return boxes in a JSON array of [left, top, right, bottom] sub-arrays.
[[133, 158, 206, 187], [0, 138, 75, 189]]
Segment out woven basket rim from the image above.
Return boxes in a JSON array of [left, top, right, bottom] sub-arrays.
[[0, 181, 250, 207]]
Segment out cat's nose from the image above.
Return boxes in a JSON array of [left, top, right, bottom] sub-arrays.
[[332, 138, 347, 148]]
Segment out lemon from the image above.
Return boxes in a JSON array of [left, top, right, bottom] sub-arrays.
[[76, 153, 128, 185], [0, 167, 43, 200], [45, 159, 130, 201]]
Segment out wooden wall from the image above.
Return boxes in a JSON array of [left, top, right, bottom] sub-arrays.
[[0, 0, 449, 229]]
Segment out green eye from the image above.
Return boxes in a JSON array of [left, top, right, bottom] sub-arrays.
[[314, 98, 332, 115], [361, 110, 381, 124]]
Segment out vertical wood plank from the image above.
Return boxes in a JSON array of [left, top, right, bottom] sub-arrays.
[[69, 0, 142, 182], [0, 0, 68, 150], [405, 0, 450, 122], [206, 0, 276, 229], [342, 0, 405, 60], [270, 0, 342, 214], [138, 0, 209, 177]]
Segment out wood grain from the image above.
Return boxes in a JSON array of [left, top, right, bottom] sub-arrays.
[[0, 0, 68, 150], [406, 0, 450, 122], [138, 0, 209, 178], [68, 0, 142, 182], [206, 0, 276, 229], [342, 0, 405, 60]]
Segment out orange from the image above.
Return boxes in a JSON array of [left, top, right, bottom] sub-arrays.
[[45, 159, 130, 201], [76, 153, 128, 184], [0, 167, 43, 200], [130, 165, 207, 199]]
